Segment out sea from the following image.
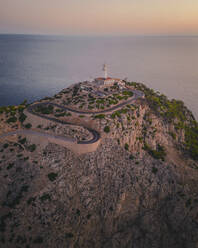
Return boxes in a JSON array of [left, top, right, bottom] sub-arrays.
[[0, 34, 198, 119]]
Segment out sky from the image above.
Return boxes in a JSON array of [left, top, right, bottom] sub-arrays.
[[0, 0, 198, 35]]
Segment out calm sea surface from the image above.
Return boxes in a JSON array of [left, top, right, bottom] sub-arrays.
[[0, 35, 198, 119]]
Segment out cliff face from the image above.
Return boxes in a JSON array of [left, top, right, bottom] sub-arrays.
[[94, 99, 185, 162], [0, 140, 198, 248], [0, 82, 198, 248]]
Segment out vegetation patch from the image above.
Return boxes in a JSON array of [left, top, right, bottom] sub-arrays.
[[185, 124, 198, 160], [19, 113, 27, 123], [48, 172, 58, 182], [129, 154, 134, 160], [104, 126, 110, 133], [18, 138, 27, 144], [128, 81, 198, 161], [33, 236, 43, 244], [7, 116, 17, 123], [25, 123, 32, 129], [65, 233, 74, 239], [40, 193, 51, 202], [3, 144, 9, 149], [28, 144, 36, 152], [94, 114, 105, 119], [124, 143, 129, 150], [35, 104, 54, 115], [27, 197, 36, 206], [122, 90, 133, 97], [0, 213, 12, 233], [7, 163, 14, 170], [5, 185, 29, 208], [152, 167, 158, 174], [144, 143, 166, 161]]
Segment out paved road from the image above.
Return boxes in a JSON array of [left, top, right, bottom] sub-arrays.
[[27, 106, 101, 144], [0, 130, 75, 142], [30, 89, 144, 115], [0, 89, 144, 145]]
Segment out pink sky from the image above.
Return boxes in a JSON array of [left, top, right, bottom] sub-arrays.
[[0, 0, 197, 35]]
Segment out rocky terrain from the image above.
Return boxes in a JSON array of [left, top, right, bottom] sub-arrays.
[[0, 81, 198, 248]]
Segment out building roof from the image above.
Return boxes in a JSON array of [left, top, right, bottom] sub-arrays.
[[95, 77, 105, 81]]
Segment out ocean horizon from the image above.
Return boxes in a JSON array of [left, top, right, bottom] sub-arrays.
[[0, 34, 198, 119]]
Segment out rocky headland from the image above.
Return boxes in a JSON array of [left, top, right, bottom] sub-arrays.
[[0, 79, 198, 248]]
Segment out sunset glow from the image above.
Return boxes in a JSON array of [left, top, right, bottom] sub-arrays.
[[0, 0, 198, 35]]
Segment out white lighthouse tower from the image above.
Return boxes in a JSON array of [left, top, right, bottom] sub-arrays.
[[103, 64, 108, 79]]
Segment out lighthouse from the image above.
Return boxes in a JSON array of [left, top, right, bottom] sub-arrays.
[[103, 64, 108, 79]]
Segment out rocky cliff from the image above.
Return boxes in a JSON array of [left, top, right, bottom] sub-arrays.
[[0, 81, 198, 248]]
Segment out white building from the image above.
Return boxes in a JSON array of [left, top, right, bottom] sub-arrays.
[[93, 65, 125, 88], [94, 77, 124, 87]]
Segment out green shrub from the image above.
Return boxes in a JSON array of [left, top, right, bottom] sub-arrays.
[[48, 173, 58, 182], [18, 105, 25, 113], [124, 143, 129, 150], [122, 90, 133, 97], [55, 112, 66, 117], [0, 213, 12, 233], [25, 123, 32, 129], [94, 114, 105, 119], [120, 108, 128, 114], [152, 167, 158, 174], [33, 236, 43, 244], [65, 233, 74, 239], [35, 105, 54, 115], [144, 143, 166, 161], [19, 113, 27, 123], [7, 163, 14, 170], [27, 197, 36, 206], [104, 126, 110, 133], [7, 116, 17, 123], [40, 193, 51, 202], [19, 138, 27, 144], [28, 144, 36, 152], [3, 144, 9, 149], [129, 154, 134, 160], [185, 198, 192, 208], [111, 111, 121, 119], [169, 132, 176, 140], [185, 124, 198, 160]]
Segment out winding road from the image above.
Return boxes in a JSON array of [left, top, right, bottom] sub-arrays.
[[0, 89, 144, 147]]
